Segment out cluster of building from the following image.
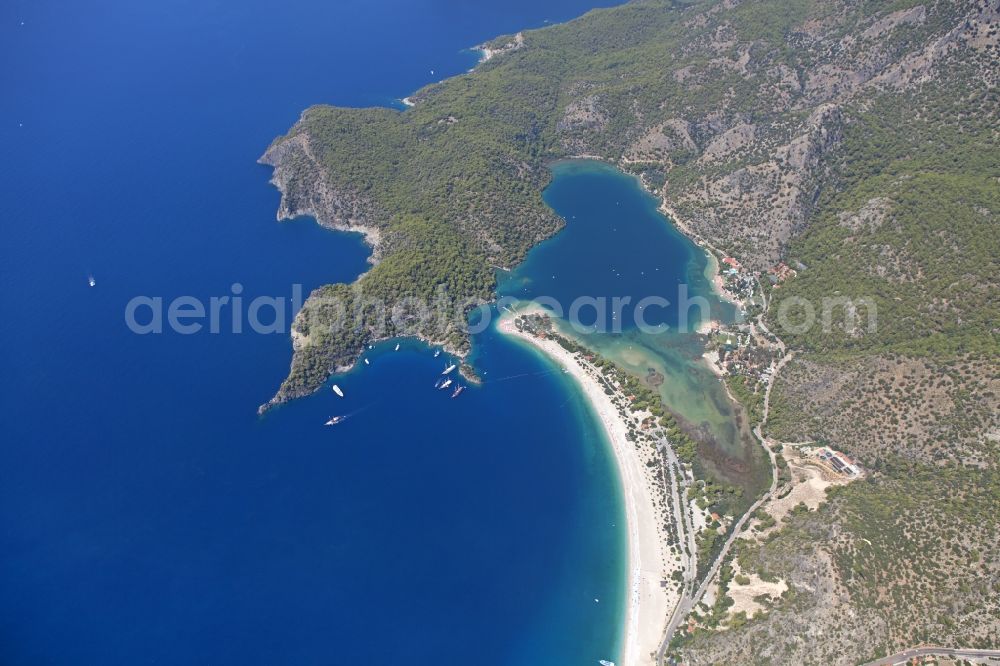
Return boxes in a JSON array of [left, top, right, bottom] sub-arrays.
[[710, 325, 773, 384], [765, 261, 797, 286], [719, 257, 757, 301], [814, 447, 861, 477], [720, 255, 802, 296]]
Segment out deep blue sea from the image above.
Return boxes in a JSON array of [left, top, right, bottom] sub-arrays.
[[0, 1, 646, 664], [501, 160, 731, 333]]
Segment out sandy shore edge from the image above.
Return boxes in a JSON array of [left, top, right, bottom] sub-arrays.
[[498, 310, 673, 666]]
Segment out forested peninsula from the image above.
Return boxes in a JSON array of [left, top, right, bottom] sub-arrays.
[[262, 2, 999, 658]]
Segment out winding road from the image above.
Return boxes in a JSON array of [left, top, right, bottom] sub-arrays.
[[655, 276, 788, 665], [862, 647, 1000, 665]]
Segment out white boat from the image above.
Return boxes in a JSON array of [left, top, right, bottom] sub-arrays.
[[451, 385, 465, 399], [442, 364, 456, 375], [439, 378, 453, 390], [88, 275, 96, 287], [433, 350, 441, 358], [394, 343, 400, 351], [324, 416, 344, 426], [599, 661, 615, 666], [332, 384, 344, 397], [364, 358, 370, 365]]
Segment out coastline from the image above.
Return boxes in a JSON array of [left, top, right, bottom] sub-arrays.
[[254, 0, 824, 653], [259, 132, 384, 261], [655, 200, 741, 309], [473, 32, 525, 64], [561, 157, 743, 312], [655, 200, 742, 308], [498, 309, 675, 666]]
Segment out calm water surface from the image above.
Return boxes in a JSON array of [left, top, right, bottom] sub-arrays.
[[1, 1, 631, 664], [502, 161, 770, 499]]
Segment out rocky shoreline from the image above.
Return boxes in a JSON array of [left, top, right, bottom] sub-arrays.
[[259, 131, 384, 261]]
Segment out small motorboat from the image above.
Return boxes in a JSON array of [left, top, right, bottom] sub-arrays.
[[324, 416, 345, 426]]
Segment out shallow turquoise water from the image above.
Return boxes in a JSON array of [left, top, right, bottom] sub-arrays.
[[502, 161, 769, 498]]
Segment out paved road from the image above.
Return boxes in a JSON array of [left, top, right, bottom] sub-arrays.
[[862, 646, 1000, 665], [759, 350, 792, 425], [655, 406, 782, 663], [655, 288, 788, 664], [656, 472, 778, 662], [571, 270, 793, 665], [670, 429, 778, 625], [653, 443, 697, 664], [657, 443, 697, 586]]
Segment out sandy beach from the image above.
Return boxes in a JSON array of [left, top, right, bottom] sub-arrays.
[[498, 312, 675, 666], [701, 348, 725, 378]]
